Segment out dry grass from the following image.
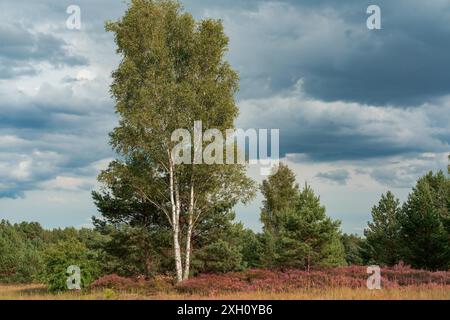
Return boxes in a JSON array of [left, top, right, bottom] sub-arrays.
[[3, 266, 450, 300], [0, 284, 142, 300], [1, 283, 449, 300]]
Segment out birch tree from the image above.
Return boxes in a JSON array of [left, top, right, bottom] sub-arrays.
[[102, 0, 255, 282]]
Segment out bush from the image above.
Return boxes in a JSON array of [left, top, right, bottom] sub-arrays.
[[43, 239, 100, 292], [194, 240, 244, 274], [90, 274, 137, 291]]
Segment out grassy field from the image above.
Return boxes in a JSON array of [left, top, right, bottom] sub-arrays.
[[1, 283, 450, 300], [3, 267, 450, 300]]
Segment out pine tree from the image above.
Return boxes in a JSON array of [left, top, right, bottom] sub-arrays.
[[341, 233, 365, 265], [274, 184, 345, 270], [400, 176, 449, 270], [259, 165, 345, 270], [364, 191, 402, 266]]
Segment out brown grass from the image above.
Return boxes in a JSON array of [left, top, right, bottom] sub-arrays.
[[1, 283, 449, 300]]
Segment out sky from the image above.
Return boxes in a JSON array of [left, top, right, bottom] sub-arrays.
[[0, 0, 449, 234]]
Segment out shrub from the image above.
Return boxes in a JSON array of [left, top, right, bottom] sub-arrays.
[[42, 239, 100, 292], [194, 240, 244, 274], [90, 274, 137, 291]]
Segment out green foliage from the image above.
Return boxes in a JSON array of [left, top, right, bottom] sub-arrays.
[[102, 0, 256, 282], [260, 165, 346, 270], [235, 227, 263, 268], [0, 220, 110, 289], [260, 163, 299, 233], [273, 186, 345, 269], [42, 239, 100, 292], [399, 172, 450, 270], [364, 191, 402, 266], [341, 233, 365, 266], [364, 171, 450, 270], [95, 224, 172, 277], [256, 231, 277, 268], [193, 240, 243, 273], [0, 221, 45, 283], [320, 236, 347, 267]]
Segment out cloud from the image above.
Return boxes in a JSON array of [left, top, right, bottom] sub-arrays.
[[237, 81, 450, 161], [0, 22, 88, 79], [199, 0, 450, 106], [0, 73, 116, 198], [39, 176, 94, 192], [316, 169, 351, 185], [0, 0, 120, 199], [369, 153, 449, 188], [0, 0, 449, 232]]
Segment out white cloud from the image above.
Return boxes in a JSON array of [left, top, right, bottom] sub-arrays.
[[40, 175, 94, 191]]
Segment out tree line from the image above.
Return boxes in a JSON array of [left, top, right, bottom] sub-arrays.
[[1, 163, 449, 290]]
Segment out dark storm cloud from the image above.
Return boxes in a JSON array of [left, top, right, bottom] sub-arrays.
[[237, 87, 450, 161], [0, 23, 88, 79], [199, 0, 450, 106], [0, 0, 124, 199]]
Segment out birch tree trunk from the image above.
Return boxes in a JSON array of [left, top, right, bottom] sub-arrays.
[[183, 182, 195, 280], [169, 154, 183, 283]]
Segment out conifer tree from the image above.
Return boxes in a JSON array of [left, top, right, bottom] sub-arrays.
[[364, 191, 402, 266], [400, 175, 449, 270], [274, 185, 345, 270], [260, 165, 345, 270]]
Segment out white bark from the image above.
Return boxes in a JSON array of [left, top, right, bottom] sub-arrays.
[[169, 154, 183, 283], [183, 182, 195, 280]]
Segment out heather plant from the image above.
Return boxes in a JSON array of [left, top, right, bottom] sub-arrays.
[[176, 266, 450, 295], [90, 274, 138, 291]]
